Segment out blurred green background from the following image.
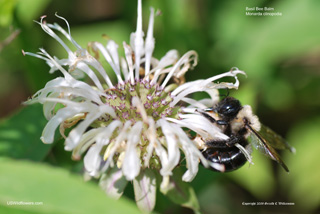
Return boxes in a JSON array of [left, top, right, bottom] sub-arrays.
[[0, 0, 320, 213]]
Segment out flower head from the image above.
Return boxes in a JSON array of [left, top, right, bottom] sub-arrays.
[[24, 0, 245, 211]]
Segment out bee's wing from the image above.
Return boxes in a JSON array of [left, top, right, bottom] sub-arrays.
[[258, 125, 295, 153], [246, 124, 290, 172]]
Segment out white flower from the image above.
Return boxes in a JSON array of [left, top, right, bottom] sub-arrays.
[[23, 0, 245, 211]]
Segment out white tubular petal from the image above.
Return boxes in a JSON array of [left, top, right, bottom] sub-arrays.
[[165, 117, 209, 138], [195, 98, 216, 108], [72, 61, 104, 91], [38, 48, 73, 81], [235, 143, 253, 165], [48, 22, 81, 50], [182, 168, 195, 182], [65, 105, 116, 151], [180, 108, 198, 114], [84, 143, 103, 177], [52, 87, 101, 104], [150, 50, 179, 84], [208, 162, 225, 172], [123, 42, 135, 84], [161, 50, 198, 88], [180, 97, 209, 109], [72, 128, 103, 159], [120, 57, 130, 81], [99, 167, 128, 199], [106, 40, 123, 83], [163, 135, 180, 175], [144, 7, 155, 79], [170, 79, 202, 96], [122, 121, 143, 180], [170, 81, 206, 107], [102, 121, 132, 172], [158, 119, 180, 176], [74, 49, 113, 88], [73, 120, 122, 158], [144, 117, 156, 167], [203, 68, 246, 89], [180, 88, 218, 109], [172, 125, 204, 182], [28, 75, 104, 105], [181, 97, 217, 112], [160, 176, 170, 192], [90, 42, 123, 84], [170, 69, 246, 107], [50, 57, 73, 75], [132, 96, 148, 123], [23, 78, 63, 104], [41, 107, 81, 144], [42, 92, 59, 120], [33, 79, 104, 105], [22, 50, 50, 62], [51, 13, 82, 49], [133, 169, 156, 212], [151, 50, 179, 73], [206, 88, 220, 104], [97, 120, 122, 142], [37, 17, 73, 55], [40, 49, 106, 98], [172, 70, 246, 95], [37, 97, 84, 107], [166, 115, 229, 140], [65, 110, 101, 151], [153, 139, 169, 169], [133, 0, 144, 79], [182, 152, 199, 182], [65, 83, 104, 105]]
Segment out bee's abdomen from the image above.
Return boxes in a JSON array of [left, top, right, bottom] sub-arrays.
[[202, 145, 248, 172]]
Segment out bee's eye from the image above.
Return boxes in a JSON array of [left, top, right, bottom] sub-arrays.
[[220, 103, 238, 116], [216, 97, 242, 118]]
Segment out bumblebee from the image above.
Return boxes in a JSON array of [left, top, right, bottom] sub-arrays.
[[197, 97, 295, 172]]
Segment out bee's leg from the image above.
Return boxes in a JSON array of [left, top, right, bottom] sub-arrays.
[[205, 134, 243, 148], [199, 112, 228, 126], [205, 139, 229, 148], [199, 112, 216, 123], [225, 134, 243, 147]]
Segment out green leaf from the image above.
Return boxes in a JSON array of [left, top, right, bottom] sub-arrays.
[[281, 117, 320, 212], [0, 158, 140, 214], [0, 104, 52, 161], [160, 168, 200, 213]]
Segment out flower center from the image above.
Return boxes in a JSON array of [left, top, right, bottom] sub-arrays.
[[102, 80, 180, 124]]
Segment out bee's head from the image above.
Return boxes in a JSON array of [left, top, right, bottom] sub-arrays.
[[214, 97, 242, 120]]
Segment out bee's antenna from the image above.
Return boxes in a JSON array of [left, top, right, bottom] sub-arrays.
[[219, 88, 230, 98], [226, 88, 230, 97]]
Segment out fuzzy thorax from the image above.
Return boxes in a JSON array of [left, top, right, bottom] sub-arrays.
[[231, 105, 261, 138]]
